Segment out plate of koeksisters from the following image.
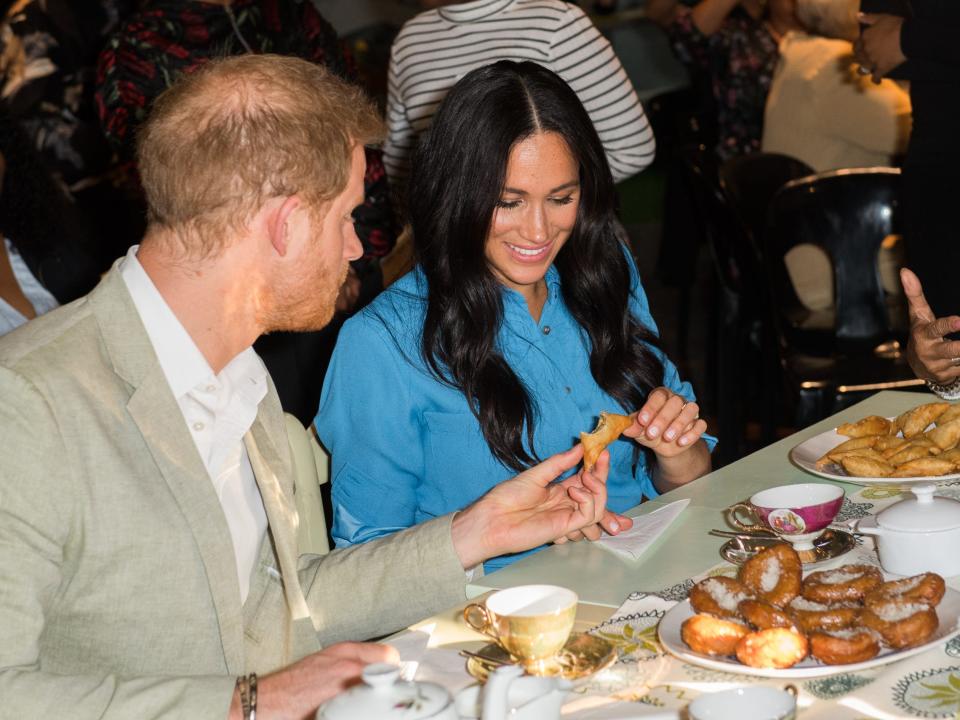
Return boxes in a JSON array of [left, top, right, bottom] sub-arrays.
[[789, 402, 960, 484], [657, 544, 960, 678]]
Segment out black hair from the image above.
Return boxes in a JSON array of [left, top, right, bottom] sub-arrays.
[[407, 60, 665, 472]]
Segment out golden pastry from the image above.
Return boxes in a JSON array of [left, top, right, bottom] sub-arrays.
[[580, 411, 634, 470], [837, 416, 893, 438], [840, 454, 894, 478], [926, 418, 960, 451], [898, 402, 949, 439], [887, 444, 935, 466], [890, 457, 956, 477]]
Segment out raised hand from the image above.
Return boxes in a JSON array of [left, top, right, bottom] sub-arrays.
[[901, 268, 960, 384], [450, 444, 611, 569], [622, 386, 707, 457], [855, 13, 907, 83]]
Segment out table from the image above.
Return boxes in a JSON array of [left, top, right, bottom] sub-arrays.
[[396, 391, 960, 719], [466, 390, 924, 605]]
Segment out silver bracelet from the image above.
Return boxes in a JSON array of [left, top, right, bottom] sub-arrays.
[[926, 377, 960, 400]]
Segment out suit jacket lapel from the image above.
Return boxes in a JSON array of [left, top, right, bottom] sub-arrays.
[[89, 267, 246, 673], [245, 415, 309, 623]]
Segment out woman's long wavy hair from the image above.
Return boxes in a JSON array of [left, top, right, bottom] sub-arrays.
[[408, 60, 664, 472]]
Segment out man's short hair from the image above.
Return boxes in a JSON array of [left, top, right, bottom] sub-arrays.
[[796, 0, 859, 41], [137, 54, 384, 257]]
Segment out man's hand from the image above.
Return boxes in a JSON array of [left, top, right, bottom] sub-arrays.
[[902, 268, 960, 383], [855, 13, 906, 83], [231, 643, 398, 720], [622, 387, 707, 458], [450, 445, 609, 569]]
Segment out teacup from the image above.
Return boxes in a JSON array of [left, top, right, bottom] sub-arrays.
[[463, 585, 577, 672], [688, 685, 797, 720], [727, 483, 844, 551]]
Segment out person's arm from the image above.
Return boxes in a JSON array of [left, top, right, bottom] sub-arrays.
[[618, 250, 714, 493], [549, 5, 656, 182], [315, 314, 424, 548], [689, 0, 741, 37], [0, 367, 239, 718], [382, 42, 415, 187]]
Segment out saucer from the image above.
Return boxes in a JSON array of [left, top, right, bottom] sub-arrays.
[[719, 529, 855, 567], [465, 632, 616, 683]]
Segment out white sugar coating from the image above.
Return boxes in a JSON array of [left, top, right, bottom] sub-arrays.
[[873, 602, 931, 622], [790, 597, 829, 611], [817, 569, 865, 585], [703, 578, 749, 611], [823, 628, 882, 642], [760, 557, 782, 593], [889, 575, 925, 594]]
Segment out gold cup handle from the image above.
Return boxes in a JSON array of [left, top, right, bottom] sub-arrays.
[[727, 502, 763, 532], [784, 684, 798, 697], [463, 603, 498, 641]]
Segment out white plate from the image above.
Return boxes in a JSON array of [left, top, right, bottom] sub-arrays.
[[789, 423, 960, 486], [658, 587, 960, 678]]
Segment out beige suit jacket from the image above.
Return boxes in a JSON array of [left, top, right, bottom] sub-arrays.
[[0, 267, 467, 718]]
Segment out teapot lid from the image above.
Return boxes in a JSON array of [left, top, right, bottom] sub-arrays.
[[877, 484, 960, 532], [318, 663, 453, 720]]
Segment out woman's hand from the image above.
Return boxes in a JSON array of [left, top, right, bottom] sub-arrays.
[[622, 387, 707, 457], [902, 268, 960, 384]]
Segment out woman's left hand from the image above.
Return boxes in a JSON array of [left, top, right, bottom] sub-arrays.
[[622, 387, 706, 457]]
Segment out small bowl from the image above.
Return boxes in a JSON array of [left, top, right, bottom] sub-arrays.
[[728, 483, 844, 551]]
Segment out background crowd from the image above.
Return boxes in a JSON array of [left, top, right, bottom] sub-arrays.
[[0, 0, 956, 457]]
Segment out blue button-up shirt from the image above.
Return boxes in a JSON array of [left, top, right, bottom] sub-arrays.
[[316, 257, 715, 571]]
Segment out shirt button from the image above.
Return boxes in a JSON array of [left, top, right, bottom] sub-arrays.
[[193, 421, 205, 432], [564, 386, 571, 394], [542, 326, 551, 335], [205, 384, 216, 393]]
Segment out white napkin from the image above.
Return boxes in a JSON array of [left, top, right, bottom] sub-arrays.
[[595, 499, 690, 560], [386, 624, 478, 693]]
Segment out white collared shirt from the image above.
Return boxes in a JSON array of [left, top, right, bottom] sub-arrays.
[[0, 238, 59, 336], [120, 246, 268, 603]]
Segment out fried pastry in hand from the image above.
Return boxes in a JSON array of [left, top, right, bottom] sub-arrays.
[[840, 454, 894, 478], [580, 411, 634, 469], [837, 415, 892, 438], [897, 402, 949, 439], [890, 457, 956, 477], [926, 418, 960, 451]]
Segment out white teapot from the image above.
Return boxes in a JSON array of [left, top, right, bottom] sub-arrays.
[[474, 664, 571, 720], [317, 663, 458, 720]]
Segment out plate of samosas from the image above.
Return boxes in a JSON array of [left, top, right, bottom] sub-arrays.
[[657, 544, 960, 678], [789, 402, 960, 483]]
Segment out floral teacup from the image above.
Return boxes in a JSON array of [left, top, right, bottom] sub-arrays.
[[727, 483, 844, 551]]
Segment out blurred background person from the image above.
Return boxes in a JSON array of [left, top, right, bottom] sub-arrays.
[[649, 0, 805, 160], [0, 0, 138, 269], [382, 0, 656, 188], [763, 0, 911, 171], [0, 108, 100, 336], [857, 1, 960, 320], [97, 0, 397, 423]]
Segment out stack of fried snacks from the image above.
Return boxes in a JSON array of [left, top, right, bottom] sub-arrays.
[[681, 545, 945, 668], [816, 403, 960, 478]]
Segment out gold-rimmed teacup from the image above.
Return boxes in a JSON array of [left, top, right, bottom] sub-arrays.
[[463, 585, 577, 672]]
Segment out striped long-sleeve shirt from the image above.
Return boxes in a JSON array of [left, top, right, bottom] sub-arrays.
[[383, 0, 655, 185]]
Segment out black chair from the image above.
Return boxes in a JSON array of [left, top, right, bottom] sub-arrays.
[[764, 168, 923, 426], [718, 152, 816, 435]]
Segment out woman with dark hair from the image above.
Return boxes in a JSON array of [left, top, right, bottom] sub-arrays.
[[317, 61, 713, 570]]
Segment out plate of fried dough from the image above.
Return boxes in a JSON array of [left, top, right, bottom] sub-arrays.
[[789, 402, 960, 484], [657, 544, 960, 678]]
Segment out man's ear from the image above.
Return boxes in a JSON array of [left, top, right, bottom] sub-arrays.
[[268, 196, 301, 257]]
